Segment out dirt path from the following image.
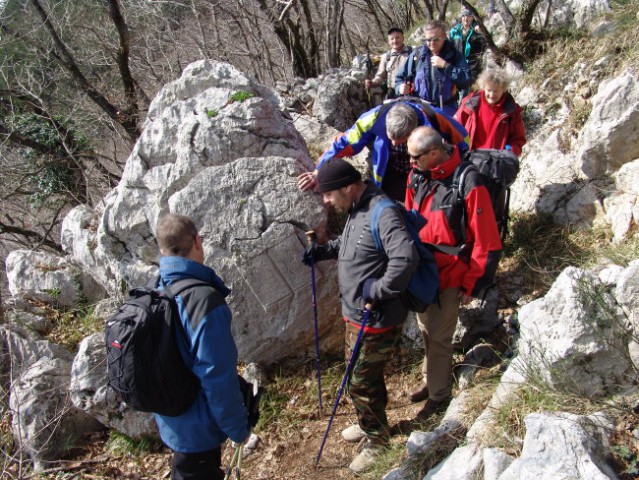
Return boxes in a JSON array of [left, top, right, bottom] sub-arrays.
[[230, 361, 427, 480]]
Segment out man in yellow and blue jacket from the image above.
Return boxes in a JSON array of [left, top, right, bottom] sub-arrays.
[[297, 98, 468, 202]]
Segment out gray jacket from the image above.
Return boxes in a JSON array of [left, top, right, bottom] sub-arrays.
[[324, 183, 418, 329]]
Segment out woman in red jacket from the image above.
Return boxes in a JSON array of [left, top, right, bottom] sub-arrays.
[[455, 67, 526, 156]]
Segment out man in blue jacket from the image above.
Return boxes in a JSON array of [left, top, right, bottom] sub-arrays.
[[395, 20, 472, 116], [155, 213, 249, 480]]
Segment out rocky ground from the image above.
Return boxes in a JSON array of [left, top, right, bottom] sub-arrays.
[[28, 349, 448, 480]]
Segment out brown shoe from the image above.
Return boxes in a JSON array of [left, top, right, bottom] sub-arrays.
[[409, 384, 429, 403], [415, 397, 449, 420]]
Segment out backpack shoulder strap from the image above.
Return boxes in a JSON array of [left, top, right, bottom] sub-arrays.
[[451, 160, 478, 246], [418, 101, 440, 133], [452, 160, 475, 198], [370, 197, 397, 251], [157, 276, 219, 300], [424, 161, 476, 256]]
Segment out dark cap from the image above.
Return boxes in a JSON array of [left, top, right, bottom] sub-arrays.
[[317, 158, 362, 193], [387, 27, 404, 35]]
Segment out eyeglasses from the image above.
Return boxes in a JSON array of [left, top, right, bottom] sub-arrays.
[[408, 148, 437, 160], [425, 37, 442, 43]]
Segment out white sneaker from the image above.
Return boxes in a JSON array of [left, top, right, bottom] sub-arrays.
[[348, 443, 383, 473], [341, 424, 366, 442]]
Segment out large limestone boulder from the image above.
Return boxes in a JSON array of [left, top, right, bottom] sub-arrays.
[[543, 0, 611, 28], [603, 159, 639, 241], [466, 263, 636, 446], [614, 260, 639, 370], [289, 112, 370, 173], [61, 60, 342, 364], [424, 412, 614, 480]]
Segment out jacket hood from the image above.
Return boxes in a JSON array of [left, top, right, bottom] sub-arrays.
[[159, 256, 231, 297]]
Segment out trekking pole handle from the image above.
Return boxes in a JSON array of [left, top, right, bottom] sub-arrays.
[[305, 230, 317, 246]]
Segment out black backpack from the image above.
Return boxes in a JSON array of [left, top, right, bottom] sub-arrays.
[[106, 277, 211, 416], [427, 148, 519, 299], [457, 148, 520, 241]]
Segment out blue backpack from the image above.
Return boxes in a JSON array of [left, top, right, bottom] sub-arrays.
[[370, 198, 439, 312]]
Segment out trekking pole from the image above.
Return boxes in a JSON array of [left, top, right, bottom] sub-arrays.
[[315, 304, 373, 468], [305, 230, 323, 414], [224, 379, 262, 480], [437, 73, 444, 109], [224, 443, 244, 480]]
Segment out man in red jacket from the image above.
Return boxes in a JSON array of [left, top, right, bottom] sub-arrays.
[[404, 126, 502, 418]]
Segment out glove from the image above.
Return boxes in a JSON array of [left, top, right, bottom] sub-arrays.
[[302, 244, 316, 266], [362, 277, 377, 302], [238, 375, 263, 428], [301, 243, 333, 266]]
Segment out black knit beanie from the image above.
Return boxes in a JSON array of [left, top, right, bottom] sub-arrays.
[[317, 158, 362, 193]]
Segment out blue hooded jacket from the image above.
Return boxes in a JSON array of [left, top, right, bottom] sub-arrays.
[[154, 256, 249, 452]]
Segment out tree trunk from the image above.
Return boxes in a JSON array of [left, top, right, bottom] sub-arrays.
[[325, 0, 344, 69], [514, 0, 545, 40]]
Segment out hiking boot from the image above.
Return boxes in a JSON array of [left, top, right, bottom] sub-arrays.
[[341, 424, 366, 443], [415, 397, 449, 421], [348, 440, 385, 474], [409, 384, 429, 403]]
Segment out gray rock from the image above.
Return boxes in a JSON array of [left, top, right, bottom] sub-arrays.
[[6, 250, 105, 308], [578, 72, 639, 179], [4, 303, 52, 335], [591, 20, 617, 37], [614, 261, 639, 370], [3, 326, 103, 470], [516, 267, 633, 398], [483, 447, 515, 480], [407, 390, 472, 456], [424, 442, 482, 479], [498, 412, 617, 480], [69, 333, 158, 440]]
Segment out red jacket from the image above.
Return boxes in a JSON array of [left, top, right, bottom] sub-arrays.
[[455, 91, 526, 156], [405, 147, 502, 296]]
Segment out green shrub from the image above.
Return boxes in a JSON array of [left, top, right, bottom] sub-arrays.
[[229, 90, 255, 103]]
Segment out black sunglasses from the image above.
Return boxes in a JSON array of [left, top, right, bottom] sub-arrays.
[[408, 148, 438, 160]]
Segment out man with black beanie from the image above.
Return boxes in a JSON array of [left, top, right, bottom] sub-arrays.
[[302, 158, 418, 473]]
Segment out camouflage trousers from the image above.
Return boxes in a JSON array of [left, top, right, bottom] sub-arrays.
[[344, 322, 403, 445]]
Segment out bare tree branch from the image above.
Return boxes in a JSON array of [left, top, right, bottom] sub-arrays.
[[30, 0, 141, 142]]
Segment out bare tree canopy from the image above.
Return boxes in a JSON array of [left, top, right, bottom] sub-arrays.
[[0, 0, 551, 253]]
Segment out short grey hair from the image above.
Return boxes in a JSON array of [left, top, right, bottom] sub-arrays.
[[386, 103, 418, 140], [478, 67, 511, 91], [408, 126, 445, 153], [425, 20, 448, 34]]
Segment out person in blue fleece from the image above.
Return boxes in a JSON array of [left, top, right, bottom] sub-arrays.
[[155, 213, 249, 480]]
